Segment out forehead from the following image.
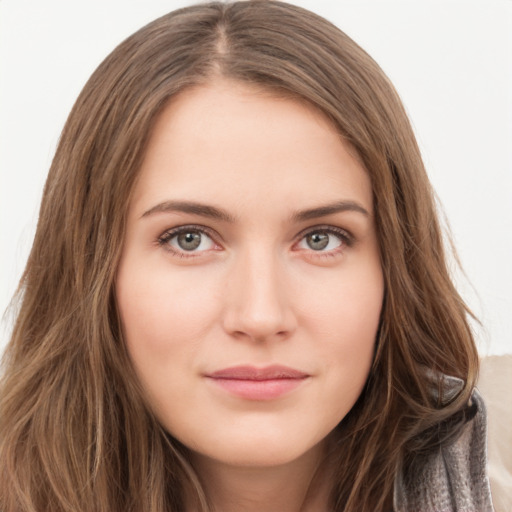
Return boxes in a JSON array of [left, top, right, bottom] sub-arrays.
[[130, 79, 373, 220]]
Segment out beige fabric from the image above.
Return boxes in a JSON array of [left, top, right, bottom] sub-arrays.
[[478, 355, 512, 512]]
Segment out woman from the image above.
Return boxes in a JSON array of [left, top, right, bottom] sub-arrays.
[[0, 1, 494, 511]]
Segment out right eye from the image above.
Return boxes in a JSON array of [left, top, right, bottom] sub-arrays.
[[158, 226, 218, 256]]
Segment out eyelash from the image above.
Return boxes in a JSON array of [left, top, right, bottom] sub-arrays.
[[157, 224, 354, 259], [157, 224, 220, 258], [294, 225, 354, 258]]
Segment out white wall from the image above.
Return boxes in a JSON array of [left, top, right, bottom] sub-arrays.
[[1, 0, 511, 355]]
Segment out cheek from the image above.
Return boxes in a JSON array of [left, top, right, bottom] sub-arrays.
[[115, 260, 225, 423], [300, 260, 383, 408], [300, 255, 383, 344], [116, 261, 222, 355]]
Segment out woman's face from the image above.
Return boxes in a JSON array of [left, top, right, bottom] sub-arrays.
[[116, 79, 384, 469]]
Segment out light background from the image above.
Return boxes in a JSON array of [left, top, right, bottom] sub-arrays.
[[1, 0, 511, 355]]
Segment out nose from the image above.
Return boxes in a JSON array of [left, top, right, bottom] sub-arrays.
[[222, 247, 297, 342]]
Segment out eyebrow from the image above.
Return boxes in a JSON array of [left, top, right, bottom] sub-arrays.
[[141, 199, 369, 222], [291, 200, 370, 222], [141, 200, 236, 222]]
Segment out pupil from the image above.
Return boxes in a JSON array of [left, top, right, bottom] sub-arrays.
[[177, 232, 201, 250], [307, 232, 329, 250]]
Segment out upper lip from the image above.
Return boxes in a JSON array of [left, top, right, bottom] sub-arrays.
[[206, 365, 309, 381]]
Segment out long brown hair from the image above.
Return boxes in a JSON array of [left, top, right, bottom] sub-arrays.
[[0, 2, 478, 510]]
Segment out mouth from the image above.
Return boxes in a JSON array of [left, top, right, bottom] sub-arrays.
[[205, 365, 310, 400]]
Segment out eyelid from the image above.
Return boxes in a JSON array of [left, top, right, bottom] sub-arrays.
[[157, 224, 222, 257], [156, 223, 354, 259], [293, 224, 354, 252]]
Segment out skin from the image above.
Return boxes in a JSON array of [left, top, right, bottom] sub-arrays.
[[116, 79, 384, 512]]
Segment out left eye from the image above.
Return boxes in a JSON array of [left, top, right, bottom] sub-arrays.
[[160, 228, 216, 253], [297, 230, 344, 252]]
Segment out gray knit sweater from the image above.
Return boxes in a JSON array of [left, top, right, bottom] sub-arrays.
[[393, 379, 494, 511]]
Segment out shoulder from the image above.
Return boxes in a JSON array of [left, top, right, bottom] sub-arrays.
[[394, 377, 494, 512]]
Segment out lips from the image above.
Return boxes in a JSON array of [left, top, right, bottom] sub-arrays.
[[205, 365, 309, 400]]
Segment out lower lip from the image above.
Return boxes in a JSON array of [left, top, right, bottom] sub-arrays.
[[207, 377, 307, 400]]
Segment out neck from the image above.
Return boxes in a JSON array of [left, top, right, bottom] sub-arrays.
[[186, 443, 333, 512]]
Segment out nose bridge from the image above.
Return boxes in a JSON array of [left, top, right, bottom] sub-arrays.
[[223, 244, 294, 340]]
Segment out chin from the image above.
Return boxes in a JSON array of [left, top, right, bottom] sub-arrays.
[[185, 428, 329, 470]]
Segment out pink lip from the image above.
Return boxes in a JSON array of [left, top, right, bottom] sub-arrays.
[[205, 365, 309, 400]]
